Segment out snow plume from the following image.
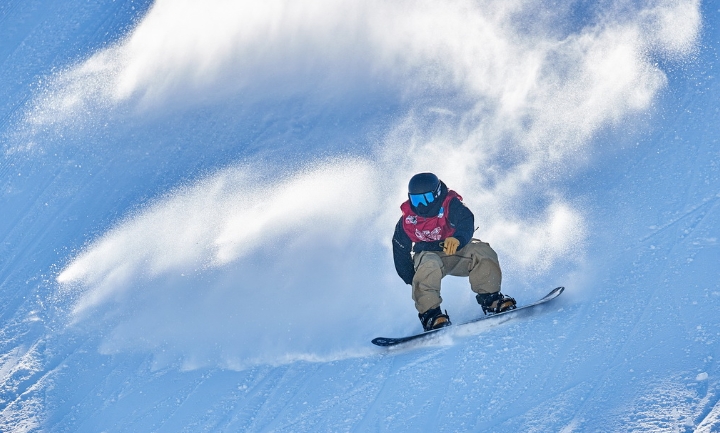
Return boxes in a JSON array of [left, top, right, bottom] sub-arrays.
[[57, 159, 391, 368], [58, 158, 378, 314], [47, 0, 701, 368]]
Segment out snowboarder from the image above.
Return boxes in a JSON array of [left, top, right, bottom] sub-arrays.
[[392, 172, 516, 331]]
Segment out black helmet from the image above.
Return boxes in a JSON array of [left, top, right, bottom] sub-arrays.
[[408, 172, 442, 209]]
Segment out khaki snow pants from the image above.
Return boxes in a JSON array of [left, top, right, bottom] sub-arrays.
[[412, 239, 502, 314]]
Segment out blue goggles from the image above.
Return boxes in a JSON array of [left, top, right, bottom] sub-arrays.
[[409, 191, 435, 207]]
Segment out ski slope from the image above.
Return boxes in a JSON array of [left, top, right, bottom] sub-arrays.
[[1, 0, 719, 431]]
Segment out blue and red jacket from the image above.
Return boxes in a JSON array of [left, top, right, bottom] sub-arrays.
[[392, 183, 475, 285]]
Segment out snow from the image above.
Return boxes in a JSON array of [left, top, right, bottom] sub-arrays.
[[1, 0, 719, 431]]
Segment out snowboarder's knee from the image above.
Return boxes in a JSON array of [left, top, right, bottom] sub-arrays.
[[464, 239, 499, 264]]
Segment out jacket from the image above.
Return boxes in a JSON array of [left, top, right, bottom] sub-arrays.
[[392, 184, 475, 285]]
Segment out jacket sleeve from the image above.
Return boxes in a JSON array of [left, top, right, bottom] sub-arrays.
[[448, 197, 475, 250], [392, 218, 415, 285]]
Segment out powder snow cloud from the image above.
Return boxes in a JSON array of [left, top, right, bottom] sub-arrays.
[[37, 0, 701, 367]]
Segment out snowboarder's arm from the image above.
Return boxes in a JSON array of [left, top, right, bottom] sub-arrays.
[[448, 197, 474, 249], [392, 218, 415, 285]]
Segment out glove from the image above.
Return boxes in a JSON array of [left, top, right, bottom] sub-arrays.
[[441, 237, 460, 255]]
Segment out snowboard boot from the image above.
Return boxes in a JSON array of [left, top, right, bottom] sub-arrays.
[[476, 292, 517, 315], [418, 306, 451, 332]]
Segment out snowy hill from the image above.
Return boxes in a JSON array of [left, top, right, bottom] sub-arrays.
[[1, 0, 719, 431]]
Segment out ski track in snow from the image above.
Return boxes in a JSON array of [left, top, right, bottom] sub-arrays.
[[640, 193, 720, 243]]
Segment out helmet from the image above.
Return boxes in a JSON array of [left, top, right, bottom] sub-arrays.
[[408, 173, 441, 208]]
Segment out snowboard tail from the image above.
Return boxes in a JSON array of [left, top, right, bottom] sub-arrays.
[[371, 286, 565, 347]]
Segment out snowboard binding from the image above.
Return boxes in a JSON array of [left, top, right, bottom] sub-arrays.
[[419, 306, 452, 331], [476, 292, 517, 315]]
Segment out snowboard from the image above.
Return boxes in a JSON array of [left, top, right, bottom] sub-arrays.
[[371, 286, 565, 347]]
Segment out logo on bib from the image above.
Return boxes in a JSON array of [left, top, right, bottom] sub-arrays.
[[415, 227, 443, 242]]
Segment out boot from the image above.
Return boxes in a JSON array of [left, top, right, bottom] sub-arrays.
[[476, 292, 516, 315], [418, 306, 451, 331]]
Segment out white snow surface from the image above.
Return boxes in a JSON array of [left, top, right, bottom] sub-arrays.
[[1, 0, 719, 431]]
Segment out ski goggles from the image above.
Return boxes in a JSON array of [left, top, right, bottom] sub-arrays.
[[409, 191, 435, 207]]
